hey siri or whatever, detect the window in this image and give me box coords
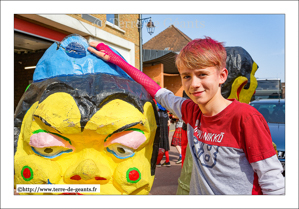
[81,14,102,27]
[106,14,119,26]
[256,80,280,90]
[251,102,285,124]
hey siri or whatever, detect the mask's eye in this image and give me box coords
[106,144,135,159]
[31,146,73,159]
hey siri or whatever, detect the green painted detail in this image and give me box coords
[125,128,144,135]
[126,167,141,184]
[32,129,72,145]
[50,133,72,145]
[104,133,113,142]
[104,128,144,143]
[21,166,34,181]
[32,129,48,134]
[25,84,31,92]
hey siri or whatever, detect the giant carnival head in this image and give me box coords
[14,34,160,195]
[223,47,258,103]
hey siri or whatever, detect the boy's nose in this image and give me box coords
[190,77,201,89]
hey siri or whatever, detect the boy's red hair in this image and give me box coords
[176,36,227,71]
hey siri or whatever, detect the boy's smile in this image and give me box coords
[180,66,229,115]
[191,90,205,97]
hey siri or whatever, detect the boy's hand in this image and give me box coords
[88,42,110,62]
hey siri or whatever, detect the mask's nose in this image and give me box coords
[64,155,112,183]
[72,159,99,180]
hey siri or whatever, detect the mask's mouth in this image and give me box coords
[70,175,107,181]
[237,80,248,101]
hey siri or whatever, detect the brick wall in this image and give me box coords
[281,82,285,99]
[14,50,46,110]
[143,63,184,97]
[67,14,140,69]
[164,75,184,97]
[143,64,164,87]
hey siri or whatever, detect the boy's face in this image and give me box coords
[180,66,227,105]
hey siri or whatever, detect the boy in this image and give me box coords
[88,37,284,195]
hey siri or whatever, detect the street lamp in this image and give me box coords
[138,17,155,35]
[138,16,155,72]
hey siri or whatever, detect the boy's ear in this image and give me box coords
[219,68,228,85]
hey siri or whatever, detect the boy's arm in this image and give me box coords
[251,156,285,195]
[243,113,285,195]
[155,88,187,121]
[88,42,161,98]
[88,42,189,121]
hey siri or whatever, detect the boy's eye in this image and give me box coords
[31,146,73,158]
[106,143,135,159]
[183,75,190,79]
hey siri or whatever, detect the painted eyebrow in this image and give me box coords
[104,121,144,142]
[33,115,63,133]
[32,129,72,145]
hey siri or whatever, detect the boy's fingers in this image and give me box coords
[87,47,98,56]
[88,47,103,56]
[87,47,109,61]
[88,41,110,61]
[87,46,96,53]
[89,41,100,48]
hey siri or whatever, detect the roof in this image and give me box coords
[257,78,281,81]
[250,99,285,104]
[143,49,179,74]
[143,25,192,52]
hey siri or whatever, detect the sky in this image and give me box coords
[141,14,285,82]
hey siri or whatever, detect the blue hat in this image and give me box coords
[33,34,132,82]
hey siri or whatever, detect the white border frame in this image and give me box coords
[1,1,298,208]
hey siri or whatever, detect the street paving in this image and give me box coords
[149,123,182,195]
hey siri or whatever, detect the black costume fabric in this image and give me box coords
[158,110,170,151]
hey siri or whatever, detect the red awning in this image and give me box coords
[14,17,67,42]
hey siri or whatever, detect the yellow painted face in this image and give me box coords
[223,47,259,104]
[227,61,259,103]
[14,91,157,195]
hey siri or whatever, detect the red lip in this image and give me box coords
[70,175,107,181]
[192,91,204,96]
[237,80,248,100]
